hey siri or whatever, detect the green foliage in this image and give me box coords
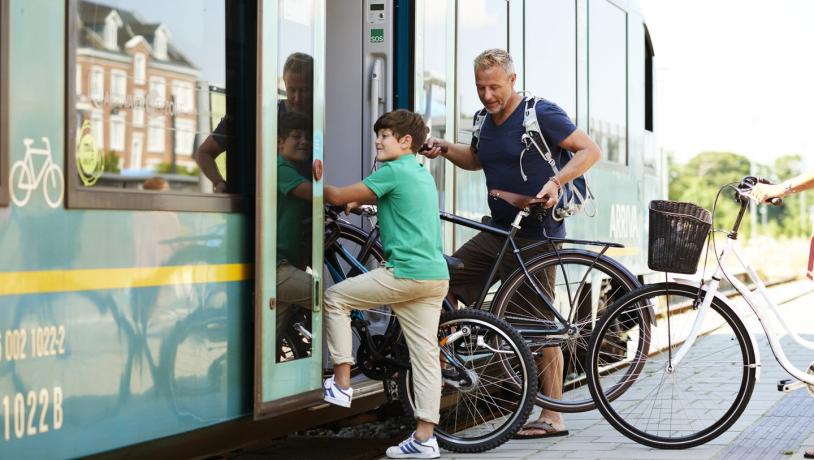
[103,151,121,173]
[156,162,199,177]
[670,152,810,239]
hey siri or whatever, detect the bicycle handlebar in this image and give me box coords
[736,176,784,207]
[326,204,378,218]
[419,143,449,154]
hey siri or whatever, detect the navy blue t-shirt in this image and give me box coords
[474,98,577,238]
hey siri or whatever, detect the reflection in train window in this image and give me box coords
[67,0,255,211]
[414,0,449,211]
[525,0,577,120]
[589,0,628,165]
[454,0,508,245]
[0,0,8,207]
[275,0,315,363]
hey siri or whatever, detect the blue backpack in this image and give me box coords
[472,95,595,221]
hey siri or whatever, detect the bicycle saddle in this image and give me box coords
[489,189,548,210]
[444,254,464,270]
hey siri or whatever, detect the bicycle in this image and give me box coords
[319,206,539,453]
[444,188,649,412]
[9,137,64,208]
[586,176,814,449]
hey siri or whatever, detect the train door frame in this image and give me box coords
[0,0,8,207]
[253,0,327,418]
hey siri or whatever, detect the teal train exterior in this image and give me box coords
[0,0,662,457]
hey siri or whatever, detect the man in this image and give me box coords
[194,52,314,192]
[422,48,601,439]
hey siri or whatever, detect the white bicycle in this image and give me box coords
[586,175,814,449]
[10,137,64,208]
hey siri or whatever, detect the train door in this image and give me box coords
[254,0,398,417]
[254,0,326,416]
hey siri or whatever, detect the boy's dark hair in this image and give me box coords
[373,110,428,152]
[278,111,312,140]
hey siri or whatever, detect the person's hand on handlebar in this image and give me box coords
[419,137,448,159]
[751,182,787,204]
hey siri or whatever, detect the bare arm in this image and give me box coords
[422,138,482,171]
[324,182,378,206]
[535,129,602,207]
[752,169,814,202]
[288,181,313,201]
[193,136,227,192]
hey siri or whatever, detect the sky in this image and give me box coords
[640,0,814,168]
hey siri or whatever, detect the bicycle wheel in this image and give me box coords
[398,309,538,453]
[490,249,642,412]
[587,282,756,449]
[321,221,395,375]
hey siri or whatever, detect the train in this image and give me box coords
[0,0,662,458]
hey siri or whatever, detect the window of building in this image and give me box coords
[174,118,196,156]
[525,0,577,119]
[148,76,166,109]
[0,0,8,207]
[109,113,125,151]
[110,69,126,105]
[132,90,145,126]
[76,64,82,96]
[589,0,628,165]
[90,66,104,103]
[147,116,165,152]
[68,0,253,211]
[91,109,104,150]
[133,53,146,84]
[454,0,508,245]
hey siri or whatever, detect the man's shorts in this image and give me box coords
[449,230,560,307]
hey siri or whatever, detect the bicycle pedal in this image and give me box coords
[777,379,806,393]
[383,379,399,402]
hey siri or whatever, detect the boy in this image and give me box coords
[273,111,314,361]
[323,110,448,459]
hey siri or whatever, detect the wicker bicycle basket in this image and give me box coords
[648,200,712,274]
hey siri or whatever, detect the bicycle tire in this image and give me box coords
[397,309,538,453]
[490,249,643,412]
[587,282,756,449]
[320,221,395,375]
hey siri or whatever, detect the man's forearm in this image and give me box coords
[441,143,482,171]
[553,146,600,184]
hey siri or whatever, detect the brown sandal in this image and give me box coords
[512,421,569,440]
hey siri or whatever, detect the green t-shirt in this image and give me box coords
[363,154,448,280]
[277,155,310,267]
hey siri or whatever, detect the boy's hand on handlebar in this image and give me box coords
[536,181,560,208]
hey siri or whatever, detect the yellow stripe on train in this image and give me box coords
[0,264,253,296]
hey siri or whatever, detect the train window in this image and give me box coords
[455,0,508,244]
[275,0,315,363]
[414,0,450,211]
[66,0,256,212]
[0,0,8,207]
[645,25,655,133]
[589,0,628,165]
[524,0,577,120]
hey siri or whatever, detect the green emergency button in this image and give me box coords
[370,28,384,43]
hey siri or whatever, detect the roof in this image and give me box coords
[77,0,197,69]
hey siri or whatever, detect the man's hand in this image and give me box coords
[344,202,360,215]
[536,180,560,209]
[420,137,447,159]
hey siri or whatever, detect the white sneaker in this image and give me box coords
[386,432,441,459]
[322,375,353,408]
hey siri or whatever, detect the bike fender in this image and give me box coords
[672,277,762,382]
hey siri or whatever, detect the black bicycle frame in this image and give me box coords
[440,210,625,335]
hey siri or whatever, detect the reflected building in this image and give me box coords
[75,1,200,174]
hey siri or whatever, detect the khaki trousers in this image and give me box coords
[324,267,448,424]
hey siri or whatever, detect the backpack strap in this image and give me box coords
[470,108,489,152]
